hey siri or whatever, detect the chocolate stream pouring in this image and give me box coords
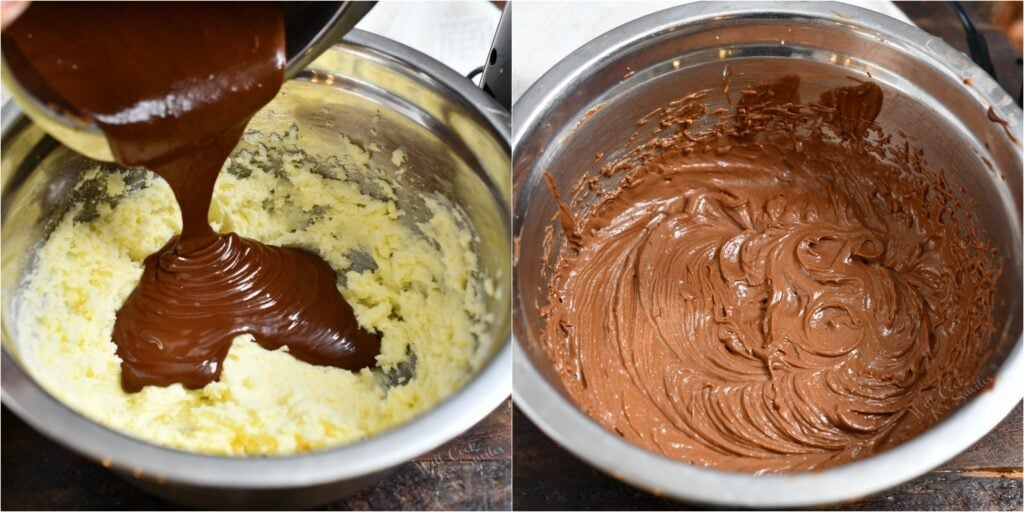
[3,1,381,392]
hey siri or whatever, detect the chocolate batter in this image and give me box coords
[541,74,999,472]
[4,2,380,392]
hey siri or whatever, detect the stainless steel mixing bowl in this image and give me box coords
[1,30,510,509]
[513,2,1022,507]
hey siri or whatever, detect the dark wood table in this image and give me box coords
[1,399,511,510]
[513,403,1023,510]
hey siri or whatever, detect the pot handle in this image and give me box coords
[468,5,511,111]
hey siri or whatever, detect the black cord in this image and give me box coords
[467,65,485,83]
[949,1,998,80]
[1018,59,1023,106]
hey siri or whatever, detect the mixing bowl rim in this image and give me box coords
[1,29,512,489]
[511,1,1023,507]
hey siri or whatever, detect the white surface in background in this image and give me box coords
[356,1,500,78]
[512,1,914,103]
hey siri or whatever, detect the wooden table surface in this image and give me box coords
[513,403,1023,510]
[1,399,511,510]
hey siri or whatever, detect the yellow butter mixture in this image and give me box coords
[12,130,495,455]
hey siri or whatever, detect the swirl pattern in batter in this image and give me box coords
[541,75,999,472]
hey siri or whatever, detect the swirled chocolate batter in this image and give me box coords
[541,74,999,472]
[4,2,380,392]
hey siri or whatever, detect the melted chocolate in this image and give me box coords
[541,75,999,472]
[5,2,380,392]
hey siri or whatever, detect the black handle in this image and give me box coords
[480,5,511,110]
[947,2,1021,106]
[949,1,997,80]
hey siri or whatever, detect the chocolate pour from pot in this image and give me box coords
[3,2,382,392]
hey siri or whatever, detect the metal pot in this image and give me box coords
[1,30,510,509]
[512,2,1022,508]
[0,1,376,164]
